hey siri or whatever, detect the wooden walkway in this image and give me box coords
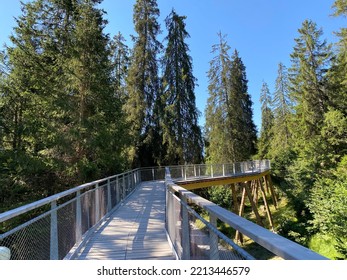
[76,181,175,260]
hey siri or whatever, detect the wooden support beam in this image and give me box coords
[252,180,259,206]
[235,184,246,244]
[266,174,278,209]
[230,183,239,215]
[258,179,274,231]
[244,182,263,226]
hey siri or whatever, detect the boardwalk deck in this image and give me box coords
[77,181,175,260]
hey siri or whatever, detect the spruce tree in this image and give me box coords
[270,63,292,156]
[0,0,128,208]
[205,33,233,163]
[258,81,274,159]
[229,49,257,160]
[161,9,203,165]
[124,0,162,167]
[205,33,257,163]
[330,0,347,114]
[109,32,130,101]
[65,0,128,180]
[289,20,333,141]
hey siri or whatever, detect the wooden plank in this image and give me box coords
[76,181,175,260]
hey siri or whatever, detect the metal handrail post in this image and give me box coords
[181,195,191,260]
[107,179,112,212]
[50,201,59,260]
[209,213,219,260]
[116,176,120,204]
[76,191,82,243]
[95,183,100,222]
[122,174,125,200]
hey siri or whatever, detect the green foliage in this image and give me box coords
[205,33,257,163]
[0,0,129,212]
[309,234,343,260]
[289,20,333,141]
[161,10,203,165]
[124,0,162,167]
[207,186,232,210]
[309,156,347,258]
[257,82,274,159]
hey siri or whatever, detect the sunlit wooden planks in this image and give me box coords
[77,181,175,260]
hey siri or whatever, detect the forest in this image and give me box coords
[0,0,346,259]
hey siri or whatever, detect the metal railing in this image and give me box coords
[1,159,326,260]
[164,165,327,260]
[168,160,271,181]
[0,169,142,260]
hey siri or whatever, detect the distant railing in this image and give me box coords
[164,164,327,260]
[168,160,271,181]
[0,169,142,260]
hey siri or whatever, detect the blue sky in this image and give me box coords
[0,0,345,132]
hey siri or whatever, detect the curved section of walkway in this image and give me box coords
[77,181,175,260]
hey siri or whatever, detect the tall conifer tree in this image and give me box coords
[125,0,162,167]
[161,10,203,165]
[289,20,333,141]
[258,82,274,159]
[205,33,256,163]
[0,0,128,208]
[270,62,292,155]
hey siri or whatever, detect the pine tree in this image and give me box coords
[330,0,347,114]
[205,33,233,163]
[65,0,128,180]
[109,32,130,101]
[258,81,274,159]
[0,0,128,208]
[161,9,203,165]
[205,33,257,163]
[229,49,257,160]
[124,0,162,167]
[289,20,333,141]
[270,63,292,156]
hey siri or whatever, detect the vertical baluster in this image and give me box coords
[95,183,100,223]
[116,176,120,204]
[50,201,59,260]
[107,179,112,212]
[209,213,219,260]
[181,194,191,260]
[76,191,82,243]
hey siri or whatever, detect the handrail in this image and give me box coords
[164,166,328,260]
[0,161,326,259]
[0,168,140,223]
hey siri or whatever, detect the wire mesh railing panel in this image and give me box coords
[168,166,184,180]
[98,184,107,219]
[81,190,96,234]
[109,179,118,208]
[140,167,166,181]
[0,212,51,260]
[166,190,183,259]
[57,201,77,259]
[187,210,210,260]
[185,204,252,260]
